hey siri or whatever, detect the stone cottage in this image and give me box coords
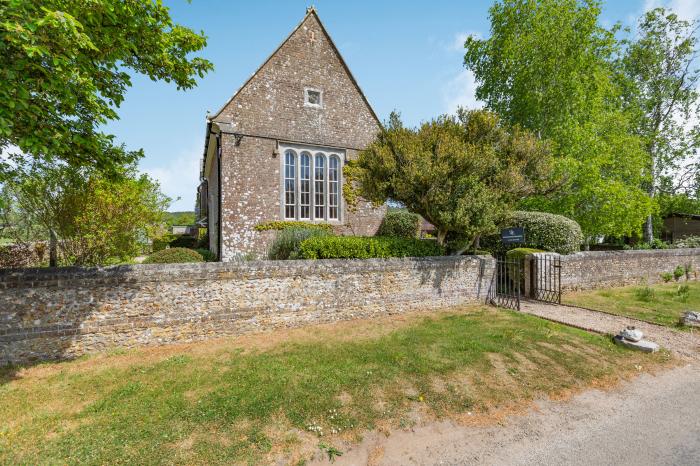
[197,7,386,261]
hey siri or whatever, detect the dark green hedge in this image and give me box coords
[377,210,421,238]
[143,247,203,264]
[298,236,444,259]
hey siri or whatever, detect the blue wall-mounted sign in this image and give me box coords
[501,227,525,244]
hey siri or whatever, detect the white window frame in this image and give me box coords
[304,87,323,108]
[279,143,344,223]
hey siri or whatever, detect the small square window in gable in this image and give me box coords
[304,88,322,108]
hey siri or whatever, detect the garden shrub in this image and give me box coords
[298,236,444,259]
[505,247,545,262]
[505,248,544,284]
[255,221,333,233]
[143,247,203,264]
[482,211,583,255]
[660,272,673,283]
[268,227,330,260]
[377,210,421,238]
[675,235,700,248]
[195,248,215,262]
[169,235,197,249]
[673,265,685,281]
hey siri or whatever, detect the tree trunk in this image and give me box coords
[437,229,447,247]
[643,214,654,244]
[49,229,57,267]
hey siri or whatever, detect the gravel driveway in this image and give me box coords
[519,300,700,360]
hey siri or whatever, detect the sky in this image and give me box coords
[103,0,700,211]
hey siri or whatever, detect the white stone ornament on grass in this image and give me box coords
[680,311,700,327]
[619,326,643,342]
[613,335,659,353]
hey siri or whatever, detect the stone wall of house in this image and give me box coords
[0,256,494,365]
[207,11,385,260]
[557,248,700,291]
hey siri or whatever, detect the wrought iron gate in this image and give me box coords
[531,254,561,304]
[489,256,522,311]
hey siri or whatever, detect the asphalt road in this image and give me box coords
[321,364,700,466]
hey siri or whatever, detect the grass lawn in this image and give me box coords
[0,307,670,465]
[563,281,700,328]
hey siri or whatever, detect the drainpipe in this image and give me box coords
[216,133,222,261]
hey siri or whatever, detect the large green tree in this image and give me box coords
[464,0,653,242]
[619,8,700,242]
[8,162,170,265]
[0,0,213,179]
[345,110,555,251]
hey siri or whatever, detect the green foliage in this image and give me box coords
[318,443,343,463]
[673,265,685,281]
[299,236,444,260]
[660,272,673,283]
[674,235,700,248]
[505,248,545,262]
[143,247,203,264]
[635,286,656,302]
[346,110,555,249]
[620,8,700,241]
[483,211,583,255]
[464,0,653,239]
[195,248,215,262]
[164,212,196,226]
[7,162,169,266]
[676,284,690,301]
[169,235,197,249]
[0,0,213,180]
[377,210,421,238]
[268,227,330,260]
[506,248,545,284]
[255,221,334,233]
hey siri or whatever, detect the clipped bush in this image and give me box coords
[505,248,545,285]
[482,211,583,255]
[377,210,421,238]
[299,236,444,259]
[268,227,330,260]
[505,247,545,262]
[255,221,333,233]
[143,247,203,264]
[660,272,673,283]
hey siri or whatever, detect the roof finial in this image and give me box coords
[306,5,316,14]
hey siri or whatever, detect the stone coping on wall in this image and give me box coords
[559,248,700,260]
[0,255,493,289]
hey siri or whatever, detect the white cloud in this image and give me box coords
[447,31,481,52]
[639,0,700,23]
[442,68,483,115]
[141,144,201,212]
